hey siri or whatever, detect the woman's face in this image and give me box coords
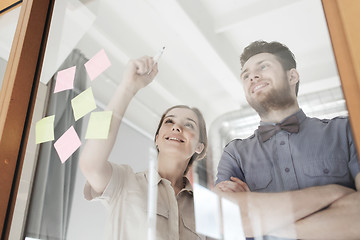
[155,108,204,160]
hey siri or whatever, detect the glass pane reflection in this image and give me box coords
[14,0,360,239]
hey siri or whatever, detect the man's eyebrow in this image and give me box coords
[240,68,248,78]
[240,60,267,78]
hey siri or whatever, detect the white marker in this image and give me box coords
[147,46,165,75]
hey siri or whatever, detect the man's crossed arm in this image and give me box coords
[214,173,360,239]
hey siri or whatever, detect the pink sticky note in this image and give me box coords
[54,126,81,163]
[54,66,76,93]
[84,49,111,81]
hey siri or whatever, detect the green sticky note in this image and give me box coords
[35,115,55,144]
[71,87,97,121]
[85,111,113,139]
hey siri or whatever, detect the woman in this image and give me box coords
[79,56,207,239]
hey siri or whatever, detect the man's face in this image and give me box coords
[240,53,296,113]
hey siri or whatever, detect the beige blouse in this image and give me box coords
[84,162,206,240]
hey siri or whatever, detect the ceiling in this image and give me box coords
[0,0,344,141]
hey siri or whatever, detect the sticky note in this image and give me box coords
[84,49,111,81]
[54,126,81,163]
[193,183,221,239]
[54,66,76,93]
[85,111,113,139]
[35,115,55,144]
[222,198,246,240]
[71,87,97,121]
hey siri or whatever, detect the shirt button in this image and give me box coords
[323,168,329,174]
[285,168,290,172]
[280,141,285,145]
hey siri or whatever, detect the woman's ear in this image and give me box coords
[195,143,204,154]
[155,135,159,146]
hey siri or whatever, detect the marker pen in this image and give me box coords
[147,46,165,75]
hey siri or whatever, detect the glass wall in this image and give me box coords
[9,0,359,239]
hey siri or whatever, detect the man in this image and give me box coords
[215,40,360,239]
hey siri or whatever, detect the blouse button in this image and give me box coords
[280,141,285,145]
[285,168,290,172]
[323,168,329,174]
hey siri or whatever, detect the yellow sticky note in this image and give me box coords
[85,111,113,139]
[36,115,55,144]
[71,87,97,121]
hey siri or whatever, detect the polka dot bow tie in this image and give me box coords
[258,115,300,142]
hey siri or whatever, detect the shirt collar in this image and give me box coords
[144,170,194,194]
[182,177,193,193]
[144,168,162,186]
[259,109,306,126]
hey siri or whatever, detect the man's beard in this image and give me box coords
[247,83,296,116]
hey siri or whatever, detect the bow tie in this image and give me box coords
[258,115,299,142]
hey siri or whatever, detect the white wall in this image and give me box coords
[66,116,154,239]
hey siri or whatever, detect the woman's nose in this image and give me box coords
[172,125,181,132]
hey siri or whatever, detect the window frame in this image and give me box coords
[0,0,54,238]
[0,0,22,15]
[0,0,359,238]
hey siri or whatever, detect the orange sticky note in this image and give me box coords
[84,49,111,81]
[54,126,81,163]
[54,66,76,93]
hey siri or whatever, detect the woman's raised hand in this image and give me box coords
[121,56,159,95]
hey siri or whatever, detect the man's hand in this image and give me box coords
[355,173,360,191]
[214,177,250,193]
[269,184,357,239]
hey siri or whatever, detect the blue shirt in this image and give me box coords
[216,109,360,192]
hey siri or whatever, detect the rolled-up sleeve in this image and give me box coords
[215,140,245,185]
[347,121,360,179]
[83,163,130,206]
